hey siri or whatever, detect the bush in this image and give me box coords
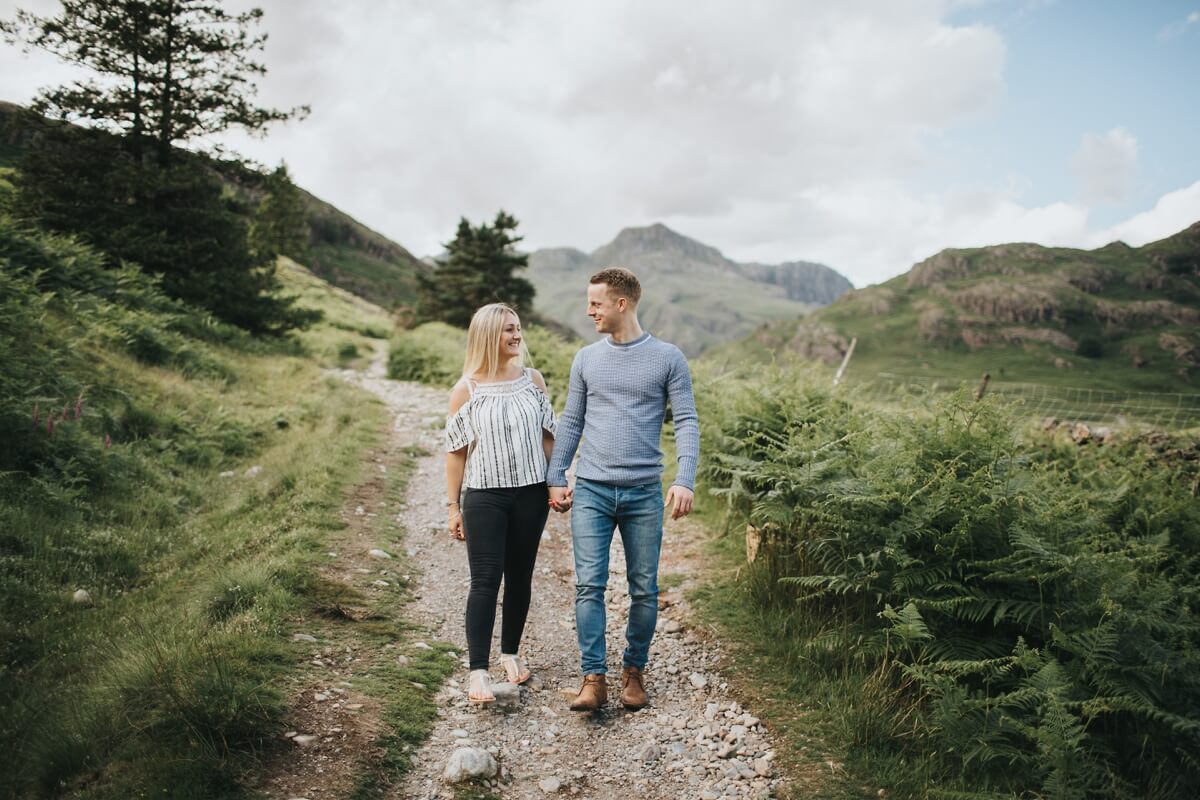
[524,325,576,408]
[387,321,576,402]
[387,322,464,386]
[702,369,1200,798]
[1077,336,1104,358]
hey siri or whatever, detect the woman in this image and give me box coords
[445,303,556,704]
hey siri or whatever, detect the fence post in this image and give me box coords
[833,337,858,385]
[974,372,991,401]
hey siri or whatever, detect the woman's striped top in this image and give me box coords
[445,369,557,489]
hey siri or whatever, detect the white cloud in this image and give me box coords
[1070,128,1138,205]
[1157,10,1200,39]
[0,1,1196,289]
[205,0,1010,282]
[1094,180,1200,247]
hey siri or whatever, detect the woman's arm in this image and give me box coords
[529,369,556,462]
[446,380,471,540]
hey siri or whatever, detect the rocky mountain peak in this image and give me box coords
[594,223,730,268]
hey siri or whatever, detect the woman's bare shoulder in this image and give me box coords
[448,378,471,414]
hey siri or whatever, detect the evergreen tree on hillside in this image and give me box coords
[2,0,313,333]
[251,162,309,263]
[417,211,536,328]
[3,0,306,167]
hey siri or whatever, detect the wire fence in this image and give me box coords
[858,373,1200,430]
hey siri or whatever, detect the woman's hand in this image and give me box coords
[449,507,465,540]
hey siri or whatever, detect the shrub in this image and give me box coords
[387,322,464,386]
[1077,336,1104,358]
[702,369,1200,798]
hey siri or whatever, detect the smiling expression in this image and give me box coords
[587,283,625,334]
[499,312,522,359]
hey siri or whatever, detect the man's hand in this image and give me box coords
[549,485,573,512]
[665,485,694,520]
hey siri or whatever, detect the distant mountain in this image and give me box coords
[706,222,1200,393]
[0,100,426,311]
[527,223,851,356]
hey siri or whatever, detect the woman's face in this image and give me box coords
[498,312,522,360]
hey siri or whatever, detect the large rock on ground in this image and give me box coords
[443,747,498,783]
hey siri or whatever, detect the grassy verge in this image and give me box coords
[689,364,1200,800]
[691,529,912,800]
[0,215,450,796]
[277,256,397,370]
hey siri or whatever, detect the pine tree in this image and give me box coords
[4,0,306,167]
[417,211,536,328]
[251,162,309,263]
[3,1,314,334]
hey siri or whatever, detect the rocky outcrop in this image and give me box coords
[736,260,853,305]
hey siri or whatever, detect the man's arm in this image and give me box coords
[664,348,699,519]
[547,351,587,488]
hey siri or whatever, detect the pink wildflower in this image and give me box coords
[75,395,83,420]
[47,417,55,436]
[105,433,112,449]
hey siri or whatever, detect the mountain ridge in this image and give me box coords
[528,222,852,355]
[705,220,1200,393]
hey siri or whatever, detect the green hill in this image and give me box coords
[0,101,427,311]
[706,223,1200,396]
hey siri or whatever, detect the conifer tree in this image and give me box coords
[3,0,306,167]
[2,1,313,334]
[417,211,536,328]
[252,162,309,263]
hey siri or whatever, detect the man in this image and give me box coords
[547,267,699,712]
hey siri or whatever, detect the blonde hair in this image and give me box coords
[462,303,528,379]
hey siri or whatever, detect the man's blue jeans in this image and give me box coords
[571,477,664,675]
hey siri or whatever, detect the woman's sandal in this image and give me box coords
[499,653,531,685]
[467,669,495,705]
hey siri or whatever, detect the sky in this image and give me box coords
[1,0,1199,287]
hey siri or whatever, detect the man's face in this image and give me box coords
[587,283,624,334]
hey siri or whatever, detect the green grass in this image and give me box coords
[690,542,908,800]
[704,224,1200,403]
[307,242,420,310]
[0,217,456,797]
[691,364,1200,799]
[277,256,396,370]
[1,346,388,798]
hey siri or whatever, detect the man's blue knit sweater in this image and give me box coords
[547,332,700,490]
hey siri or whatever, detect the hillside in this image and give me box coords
[0,100,427,311]
[706,223,1200,394]
[527,223,852,356]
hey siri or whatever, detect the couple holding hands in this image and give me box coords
[444,268,699,712]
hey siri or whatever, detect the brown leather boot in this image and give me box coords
[620,666,648,710]
[568,674,607,712]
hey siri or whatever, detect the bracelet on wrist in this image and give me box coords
[447,500,460,506]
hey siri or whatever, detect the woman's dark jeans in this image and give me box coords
[461,482,549,670]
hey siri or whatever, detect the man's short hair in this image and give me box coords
[589,267,642,304]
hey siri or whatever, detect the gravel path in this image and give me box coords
[340,354,785,800]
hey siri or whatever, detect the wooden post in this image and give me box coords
[974,372,991,400]
[833,337,858,385]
